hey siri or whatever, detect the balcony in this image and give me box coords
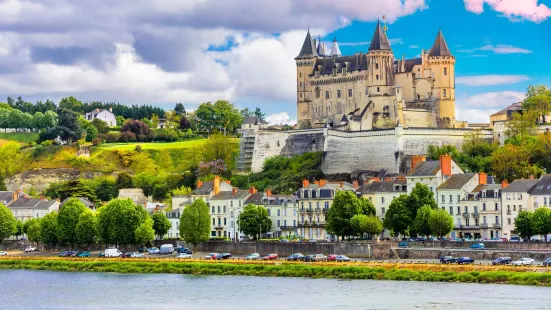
[454,225,480,230]
[315,207,322,213]
[214,226,225,230]
[322,208,329,215]
[507,210,511,215]
[493,223,501,229]
[280,226,298,231]
[298,222,310,228]
[472,212,480,219]
[306,208,314,214]
[462,212,470,219]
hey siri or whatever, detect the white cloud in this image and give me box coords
[456,91,525,123]
[463,0,551,23]
[457,44,532,54]
[266,112,296,126]
[409,44,420,49]
[456,75,530,86]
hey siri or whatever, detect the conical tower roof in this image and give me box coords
[317,37,327,56]
[429,30,452,57]
[296,29,318,59]
[368,20,391,51]
[330,37,342,56]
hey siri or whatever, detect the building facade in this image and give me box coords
[406,154,464,200]
[500,179,538,239]
[246,190,299,238]
[84,108,116,126]
[436,173,479,238]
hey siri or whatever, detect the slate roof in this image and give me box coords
[8,198,41,209]
[395,57,422,73]
[243,116,268,125]
[34,200,57,210]
[368,20,391,51]
[192,181,233,195]
[528,175,551,195]
[490,102,522,117]
[358,180,407,193]
[429,30,452,57]
[296,30,318,59]
[437,173,476,190]
[501,179,539,193]
[61,197,95,209]
[312,54,368,75]
[211,190,250,200]
[245,192,264,205]
[0,192,14,204]
[408,161,441,177]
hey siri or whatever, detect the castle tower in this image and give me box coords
[295,30,318,127]
[367,20,396,127]
[330,37,342,57]
[428,30,456,125]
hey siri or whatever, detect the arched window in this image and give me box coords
[443,89,447,97]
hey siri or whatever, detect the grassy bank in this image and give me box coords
[1,258,551,286]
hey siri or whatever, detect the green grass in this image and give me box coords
[0,132,39,144]
[95,139,211,151]
[1,259,550,286]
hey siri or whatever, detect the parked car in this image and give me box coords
[177,247,193,254]
[543,258,551,267]
[456,257,474,264]
[245,253,260,260]
[122,252,134,258]
[398,241,409,248]
[217,253,232,260]
[98,252,105,258]
[470,243,485,250]
[205,253,218,260]
[302,254,316,262]
[492,257,511,265]
[512,257,535,266]
[509,235,520,242]
[286,253,303,261]
[105,248,123,258]
[160,244,175,255]
[335,255,350,262]
[440,256,456,264]
[147,247,160,254]
[450,238,461,242]
[24,246,36,252]
[0,251,7,256]
[76,251,91,258]
[313,254,327,262]
[500,238,508,242]
[138,247,148,253]
[416,237,426,242]
[279,239,290,242]
[176,253,192,259]
[130,252,145,258]
[327,254,337,261]
[262,254,278,260]
[59,251,76,257]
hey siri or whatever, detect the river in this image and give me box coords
[1,270,550,309]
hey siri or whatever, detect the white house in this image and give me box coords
[165,210,181,239]
[501,179,538,239]
[246,189,299,238]
[406,154,463,200]
[84,108,116,126]
[436,173,479,238]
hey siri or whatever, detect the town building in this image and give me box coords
[0,190,26,206]
[296,20,463,130]
[436,173,479,238]
[209,187,251,240]
[84,107,116,126]
[460,181,504,240]
[190,177,233,203]
[406,154,463,200]
[7,196,59,221]
[165,210,181,239]
[297,179,357,240]
[501,179,538,239]
[246,189,299,238]
[118,188,148,205]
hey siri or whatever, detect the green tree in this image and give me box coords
[326,191,370,240]
[174,103,186,115]
[91,177,118,202]
[55,180,99,204]
[351,214,382,238]
[97,198,150,246]
[406,183,438,220]
[75,209,97,248]
[135,217,155,248]
[14,220,24,240]
[116,116,125,127]
[83,121,99,142]
[179,199,210,250]
[532,207,551,242]
[57,198,87,248]
[0,203,17,243]
[40,212,59,250]
[32,112,44,130]
[152,184,169,202]
[152,212,172,240]
[59,96,83,112]
[23,218,38,235]
[383,195,410,237]
[490,144,543,182]
[26,219,42,248]
[238,204,272,240]
[506,111,538,138]
[91,118,110,133]
[42,110,58,129]
[116,172,134,190]
[41,108,83,143]
[413,205,433,237]
[0,142,25,179]
[428,208,454,238]
[523,85,551,124]
[515,210,534,240]
[0,108,10,132]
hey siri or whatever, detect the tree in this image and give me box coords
[135,217,155,248]
[26,219,42,248]
[92,177,118,202]
[91,118,110,133]
[75,209,97,248]
[0,142,25,179]
[326,191,368,240]
[14,220,24,240]
[413,205,433,237]
[203,133,237,170]
[490,144,543,182]
[83,121,99,142]
[383,195,410,237]
[97,198,150,246]
[152,212,172,240]
[515,210,534,240]
[174,103,186,115]
[523,85,551,124]
[116,116,125,127]
[428,208,453,238]
[0,203,16,243]
[238,204,272,240]
[506,111,537,138]
[406,183,437,221]
[0,108,10,132]
[532,207,551,242]
[55,180,99,204]
[254,107,266,121]
[42,111,58,129]
[41,108,83,143]
[122,119,152,141]
[41,212,59,250]
[351,214,382,238]
[179,116,191,130]
[116,172,134,190]
[57,198,87,248]
[179,199,210,250]
[32,112,44,130]
[152,184,169,202]
[59,96,83,112]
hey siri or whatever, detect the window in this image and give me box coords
[482,191,486,198]
[545,197,548,206]
[382,207,386,215]
[268,209,271,216]
[376,74,379,80]
[464,206,468,214]
[325,202,329,208]
[457,195,460,202]
[277,209,280,216]
[217,206,220,213]
[284,209,287,216]
[211,231,216,237]
[381,197,385,204]
[449,207,453,215]
[217,218,221,226]
[495,216,499,224]
[325,91,330,99]
[482,203,486,211]
[430,187,433,192]
[300,93,302,99]
[441,195,445,203]
[375,63,379,69]
[308,202,312,208]
[377,87,380,92]
[337,90,341,98]
[212,218,215,225]
[348,89,353,97]
[444,67,447,75]
[457,206,460,215]
[449,195,452,203]
[508,218,511,225]
[230,201,233,207]
[465,218,470,226]
[277,220,280,227]
[211,206,215,213]
[513,205,516,211]
[300,73,302,78]
[223,206,226,213]
[443,89,447,97]
[299,82,303,88]
[224,218,226,225]
[315,88,320,98]
[365,86,369,95]
[495,203,499,210]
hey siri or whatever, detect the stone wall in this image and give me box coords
[5,168,107,192]
[397,249,551,261]
[403,109,436,128]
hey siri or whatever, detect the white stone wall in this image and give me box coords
[403,109,436,128]
[250,131,289,172]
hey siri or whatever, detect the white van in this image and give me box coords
[105,248,122,258]
[159,244,174,255]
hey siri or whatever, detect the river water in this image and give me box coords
[1,270,550,309]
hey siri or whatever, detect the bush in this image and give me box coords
[120,131,137,143]
[106,132,121,143]
[135,145,142,152]
[92,138,103,146]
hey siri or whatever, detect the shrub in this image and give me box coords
[135,145,142,152]
[106,132,121,143]
[92,138,103,146]
[120,131,137,143]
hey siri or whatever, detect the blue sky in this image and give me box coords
[0,0,549,124]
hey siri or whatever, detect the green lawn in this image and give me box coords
[0,132,39,144]
[95,139,210,151]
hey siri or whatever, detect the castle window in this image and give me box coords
[300,93,302,99]
[300,82,303,88]
[444,68,447,75]
[300,73,302,78]
[443,89,447,97]
[375,63,379,69]
[337,90,341,98]
[376,74,379,80]
[348,89,352,97]
[325,91,330,99]
[315,87,320,98]
[377,87,380,92]
[365,87,368,95]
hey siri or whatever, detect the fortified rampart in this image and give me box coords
[250,127,493,174]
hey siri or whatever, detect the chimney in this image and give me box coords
[411,155,426,171]
[197,180,203,189]
[439,154,452,177]
[319,179,327,187]
[397,175,406,180]
[214,176,220,195]
[232,187,237,195]
[40,195,44,201]
[478,172,487,185]
[248,185,257,195]
[12,190,19,202]
[340,182,343,188]
[370,177,381,182]
[529,175,534,180]
[314,180,320,186]
[266,188,272,197]
[302,179,310,188]
[384,177,392,181]
[56,198,60,203]
[226,180,231,185]
[353,180,359,189]
[95,108,100,113]
[109,106,113,113]
[501,179,509,189]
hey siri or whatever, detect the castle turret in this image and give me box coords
[330,37,341,57]
[295,30,318,128]
[428,30,456,126]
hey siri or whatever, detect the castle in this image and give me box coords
[295,21,464,130]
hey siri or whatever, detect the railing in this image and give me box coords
[493,223,501,229]
[306,208,314,214]
[472,212,480,219]
[462,212,470,219]
[507,211,511,215]
[322,208,329,214]
[453,225,480,230]
[298,223,310,228]
[279,226,298,230]
[214,226,225,230]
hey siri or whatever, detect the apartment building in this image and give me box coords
[436,173,479,238]
[501,179,538,239]
[209,187,251,239]
[165,210,181,239]
[407,154,464,201]
[245,189,299,238]
[460,182,503,239]
[8,196,59,221]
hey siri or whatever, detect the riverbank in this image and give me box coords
[1,257,551,286]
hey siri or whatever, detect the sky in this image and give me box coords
[0,0,550,125]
